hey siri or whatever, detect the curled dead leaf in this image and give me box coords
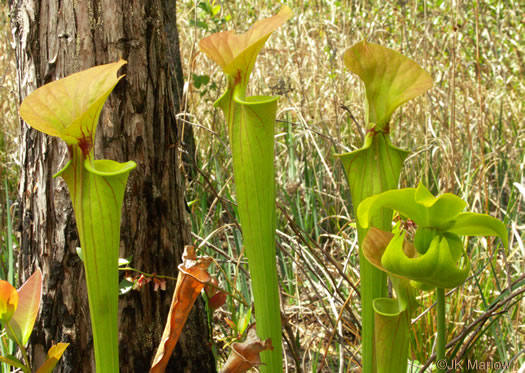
[208,291,227,311]
[205,277,227,311]
[149,245,212,373]
[221,326,273,373]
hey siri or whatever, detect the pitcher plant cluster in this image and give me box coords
[12,4,508,373]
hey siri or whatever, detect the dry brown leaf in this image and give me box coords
[220,326,273,373]
[149,245,212,373]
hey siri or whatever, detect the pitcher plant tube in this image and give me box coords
[199,6,293,372]
[358,182,508,371]
[335,41,433,372]
[19,60,136,373]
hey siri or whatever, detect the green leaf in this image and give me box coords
[190,19,209,31]
[0,355,26,370]
[7,269,42,346]
[75,247,84,262]
[448,212,508,250]
[35,343,69,373]
[192,74,210,89]
[19,60,127,148]
[118,257,130,267]
[343,41,433,130]
[197,1,213,14]
[119,278,134,295]
[337,134,409,233]
[238,307,252,336]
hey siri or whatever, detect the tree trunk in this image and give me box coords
[11,0,215,372]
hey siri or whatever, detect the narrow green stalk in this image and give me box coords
[4,179,14,366]
[0,329,11,373]
[0,338,7,373]
[4,179,13,286]
[436,287,446,372]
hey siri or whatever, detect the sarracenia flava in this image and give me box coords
[19,60,135,373]
[336,41,433,373]
[199,6,293,372]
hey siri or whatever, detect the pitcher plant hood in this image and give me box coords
[19,60,127,152]
[199,6,293,92]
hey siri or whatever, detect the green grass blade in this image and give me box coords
[4,179,12,287]
[3,178,14,369]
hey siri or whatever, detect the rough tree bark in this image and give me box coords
[10,0,215,372]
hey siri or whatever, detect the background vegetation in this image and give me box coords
[1,0,524,371]
[179,0,524,371]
